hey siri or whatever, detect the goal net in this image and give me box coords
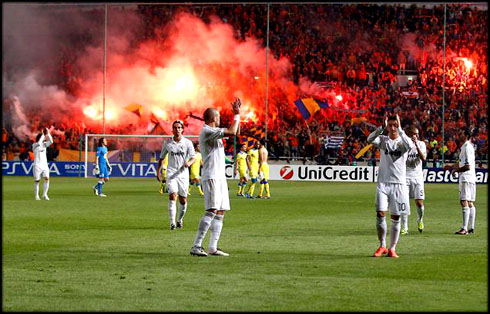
[83,134,199,178]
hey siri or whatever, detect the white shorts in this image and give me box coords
[33,165,49,181]
[202,178,230,211]
[167,176,189,197]
[375,182,410,216]
[406,177,425,200]
[459,181,476,202]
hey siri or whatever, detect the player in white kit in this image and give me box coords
[32,127,53,200]
[446,128,478,235]
[401,126,427,234]
[190,98,241,257]
[157,120,196,230]
[368,114,413,258]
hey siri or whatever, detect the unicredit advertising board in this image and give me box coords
[243,164,487,184]
[2,161,487,184]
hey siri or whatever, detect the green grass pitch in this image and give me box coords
[2,176,487,311]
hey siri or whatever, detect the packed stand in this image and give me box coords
[2,3,487,167]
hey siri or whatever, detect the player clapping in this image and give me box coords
[368,114,414,258]
[190,98,241,257]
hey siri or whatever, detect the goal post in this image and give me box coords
[83,134,199,178]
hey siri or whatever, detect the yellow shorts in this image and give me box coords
[260,163,269,180]
[249,166,259,179]
[190,171,200,180]
[238,168,247,179]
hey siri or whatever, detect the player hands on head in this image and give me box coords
[190,97,241,257]
[33,127,54,200]
[367,114,414,258]
[157,119,196,230]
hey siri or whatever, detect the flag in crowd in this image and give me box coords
[355,143,373,159]
[150,113,160,125]
[325,135,344,149]
[240,136,257,150]
[240,125,265,149]
[293,98,329,120]
[125,103,143,117]
[148,112,164,134]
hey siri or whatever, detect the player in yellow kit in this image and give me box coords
[244,141,260,199]
[159,154,168,194]
[234,143,248,196]
[257,139,271,199]
[189,142,204,196]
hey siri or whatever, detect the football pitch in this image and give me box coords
[2,176,487,312]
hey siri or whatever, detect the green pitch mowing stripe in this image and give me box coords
[2,177,487,311]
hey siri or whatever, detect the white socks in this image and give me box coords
[462,207,470,230]
[401,215,408,230]
[390,219,401,250]
[468,206,476,230]
[193,212,216,248]
[376,216,387,248]
[168,199,176,226]
[34,181,50,198]
[43,181,50,197]
[178,202,187,223]
[34,181,40,198]
[208,214,224,252]
[376,216,401,250]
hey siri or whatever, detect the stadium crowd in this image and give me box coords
[2,3,487,166]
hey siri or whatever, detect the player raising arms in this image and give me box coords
[190,98,241,257]
[157,120,196,230]
[446,128,479,235]
[401,126,427,234]
[257,139,271,199]
[234,143,248,196]
[368,114,414,258]
[93,137,112,197]
[244,141,260,199]
[32,127,53,200]
[189,142,204,196]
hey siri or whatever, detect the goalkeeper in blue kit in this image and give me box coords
[93,137,112,197]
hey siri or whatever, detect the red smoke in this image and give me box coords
[67,12,298,135]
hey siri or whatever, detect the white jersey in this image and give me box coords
[458,140,476,183]
[159,137,195,180]
[368,127,413,184]
[406,139,426,178]
[199,124,226,181]
[32,134,53,170]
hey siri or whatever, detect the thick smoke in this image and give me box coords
[3,4,304,139]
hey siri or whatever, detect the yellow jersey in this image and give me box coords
[160,154,168,176]
[247,148,259,173]
[190,152,202,177]
[236,151,248,171]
